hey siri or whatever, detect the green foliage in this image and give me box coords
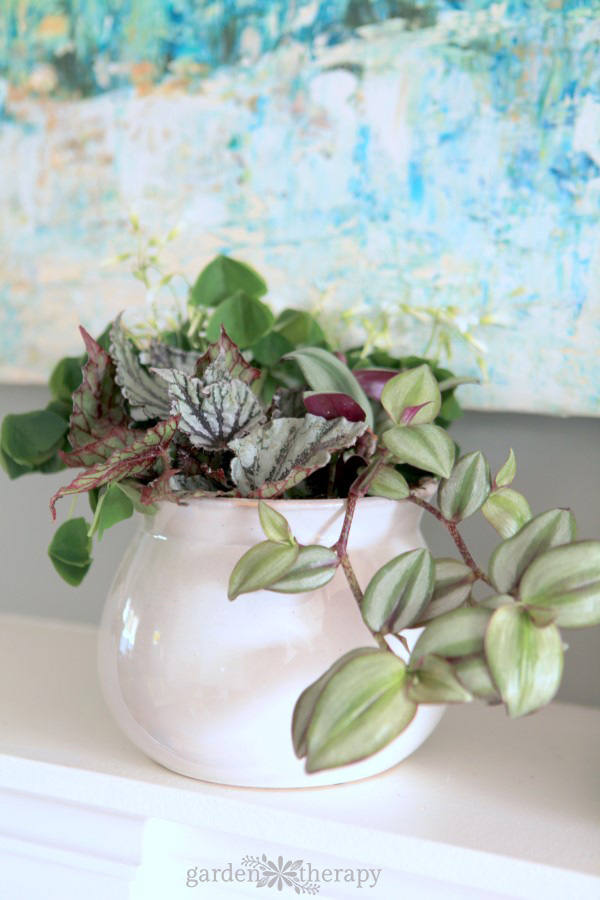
[411,607,492,660]
[367,465,410,500]
[267,545,338,593]
[274,309,326,347]
[258,502,295,544]
[438,451,491,522]
[380,364,441,425]
[299,650,415,772]
[1,410,68,470]
[362,548,434,633]
[494,448,517,488]
[48,517,93,586]
[407,655,473,704]
[485,605,563,717]
[3,250,598,778]
[383,424,456,478]
[49,355,84,403]
[228,541,299,600]
[520,541,600,628]
[482,488,532,538]
[189,255,267,308]
[206,291,274,348]
[284,346,374,428]
[489,509,576,593]
[89,484,134,540]
[418,558,475,623]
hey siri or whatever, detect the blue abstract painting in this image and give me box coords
[0,1,598,414]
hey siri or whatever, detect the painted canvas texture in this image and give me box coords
[0,1,598,415]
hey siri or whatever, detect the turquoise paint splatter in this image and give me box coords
[0,1,598,414]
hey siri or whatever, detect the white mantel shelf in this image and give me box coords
[0,615,598,900]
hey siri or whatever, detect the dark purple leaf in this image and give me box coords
[303,392,366,422]
[352,368,400,402]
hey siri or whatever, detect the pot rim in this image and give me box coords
[145,479,437,512]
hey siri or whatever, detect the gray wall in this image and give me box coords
[1,384,598,706]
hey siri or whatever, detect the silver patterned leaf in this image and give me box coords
[195,327,260,385]
[153,368,266,451]
[140,340,201,375]
[229,414,367,498]
[110,316,172,422]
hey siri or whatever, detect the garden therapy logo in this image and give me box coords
[185,854,382,892]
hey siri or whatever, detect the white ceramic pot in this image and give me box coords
[98,496,444,788]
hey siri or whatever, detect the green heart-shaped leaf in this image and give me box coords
[2,410,68,466]
[48,517,93,586]
[89,484,134,541]
[49,355,84,404]
[190,255,267,308]
[485,605,563,717]
[251,332,294,367]
[206,291,275,349]
[274,309,326,347]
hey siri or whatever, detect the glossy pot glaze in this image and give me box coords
[98,496,444,787]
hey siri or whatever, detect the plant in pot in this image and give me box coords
[2,255,599,789]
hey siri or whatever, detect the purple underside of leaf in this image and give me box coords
[303,392,366,422]
[69,326,127,449]
[195,325,260,384]
[60,425,138,467]
[50,416,180,518]
[352,369,400,402]
[401,401,434,425]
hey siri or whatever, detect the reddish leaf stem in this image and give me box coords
[408,495,492,587]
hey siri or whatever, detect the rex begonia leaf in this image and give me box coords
[50,416,179,518]
[110,315,172,421]
[141,340,202,375]
[153,367,266,452]
[194,326,260,385]
[139,469,236,505]
[68,327,127,450]
[60,425,138,468]
[229,414,367,498]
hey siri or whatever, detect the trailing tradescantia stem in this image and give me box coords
[334,453,389,561]
[408,494,492,587]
